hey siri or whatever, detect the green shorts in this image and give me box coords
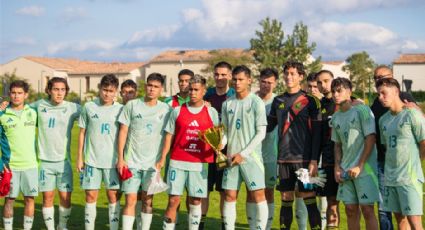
[167,165,208,198]
[122,168,155,194]
[39,160,73,192]
[337,173,380,205]
[382,182,423,216]
[81,165,120,190]
[222,156,265,191]
[264,161,277,188]
[9,168,38,198]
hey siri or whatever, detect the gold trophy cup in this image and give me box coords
[198,125,229,170]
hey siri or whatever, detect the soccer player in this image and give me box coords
[377,78,424,230]
[156,74,220,230]
[306,72,323,100]
[164,69,193,107]
[221,65,268,230]
[254,67,278,230]
[203,61,235,229]
[117,73,171,230]
[120,79,138,105]
[33,77,81,230]
[331,77,379,230]
[316,70,341,229]
[267,61,322,230]
[77,74,123,230]
[371,65,416,230]
[1,80,38,230]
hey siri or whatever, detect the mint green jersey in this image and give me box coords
[79,99,123,169]
[221,93,267,161]
[118,98,171,170]
[331,104,377,177]
[0,105,37,170]
[379,108,425,186]
[261,94,278,163]
[31,99,81,161]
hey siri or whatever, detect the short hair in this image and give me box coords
[375,78,400,91]
[178,69,194,79]
[260,68,278,80]
[147,73,165,85]
[283,61,306,76]
[121,79,137,90]
[189,74,207,87]
[10,80,30,93]
[214,61,232,71]
[232,65,251,77]
[374,65,393,76]
[316,70,334,79]
[307,72,317,82]
[100,74,119,88]
[331,77,352,92]
[45,77,70,98]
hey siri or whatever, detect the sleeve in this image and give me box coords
[309,96,322,160]
[266,98,278,132]
[164,96,173,106]
[78,105,88,129]
[255,98,267,127]
[358,105,376,137]
[29,100,39,110]
[71,103,82,122]
[410,109,425,143]
[208,107,220,126]
[240,126,266,158]
[378,116,387,146]
[331,116,341,143]
[164,107,180,135]
[0,124,11,168]
[117,102,132,126]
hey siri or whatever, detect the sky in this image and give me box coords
[1,0,425,65]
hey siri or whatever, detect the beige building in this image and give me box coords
[393,53,425,91]
[0,56,144,99]
[321,61,349,79]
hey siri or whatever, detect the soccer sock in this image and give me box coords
[280,200,293,230]
[122,215,135,230]
[188,204,202,230]
[58,206,71,230]
[318,197,327,229]
[85,202,97,230]
[295,197,308,230]
[304,197,321,230]
[221,216,225,230]
[163,220,175,230]
[23,216,34,230]
[3,217,13,230]
[266,202,275,230]
[199,214,206,230]
[223,201,236,230]
[42,206,55,230]
[136,200,142,230]
[256,200,268,230]
[141,212,153,230]
[108,202,120,230]
[246,202,257,229]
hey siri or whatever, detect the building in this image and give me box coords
[0,56,144,99]
[321,61,349,79]
[393,53,425,91]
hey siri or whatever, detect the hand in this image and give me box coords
[351,99,364,106]
[230,153,243,166]
[76,158,85,172]
[155,158,165,171]
[116,160,127,175]
[403,100,421,110]
[334,166,343,183]
[0,101,9,111]
[308,160,318,177]
[347,165,362,178]
[204,101,211,107]
[218,143,224,151]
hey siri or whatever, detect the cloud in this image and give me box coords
[125,24,182,46]
[13,37,37,46]
[16,5,45,17]
[47,40,116,55]
[60,7,89,23]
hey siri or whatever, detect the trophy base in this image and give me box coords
[216,160,230,171]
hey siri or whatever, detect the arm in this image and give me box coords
[76,128,86,172]
[116,124,129,174]
[156,132,173,170]
[309,97,322,176]
[347,134,376,178]
[334,142,343,183]
[266,99,278,133]
[236,126,266,159]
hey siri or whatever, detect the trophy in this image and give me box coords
[198,125,230,170]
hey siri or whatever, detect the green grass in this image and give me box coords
[2,123,425,229]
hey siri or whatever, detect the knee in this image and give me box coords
[345,205,359,217]
[168,196,181,208]
[85,192,97,203]
[360,205,375,218]
[225,192,237,202]
[142,197,153,208]
[24,197,35,205]
[43,194,54,206]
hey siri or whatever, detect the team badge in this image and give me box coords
[278,103,285,109]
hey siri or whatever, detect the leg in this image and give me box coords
[136,192,143,230]
[318,196,327,229]
[122,193,137,230]
[406,215,423,230]
[360,204,379,230]
[107,189,120,230]
[3,198,15,230]
[326,196,339,228]
[265,187,275,230]
[23,196,35,230]
[140,191,154,230]
[42,191,55,230]
[188,196,202,230]
[246,191,257,229]
[394,213,410,230]
[164,194,181,230]
[58,191,72,230]
[377,161,394,230]
[280,191,295,230]
[298,191,321,230]
[294,189,308,230]
[85,190,99,230]
[223,189,238,230]
[345,204,360,230]
[250,189,268,230]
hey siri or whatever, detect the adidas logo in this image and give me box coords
[91,114,99,119]
[110,181,118,186]
[192,221,199,225]
[85,219,90,223]
[189,120,200,127]
[135,114,142,119]
[196,188,203,193]
[360,193,368,199]
[405,206,411,211]
[6,118,13,123]
[45,217,53,221]
[30,188,37,193]
[228,109,234,115]
[250,182,257,188]
[65,184,70,188]
[41,108,48,113]
[111,217,119,222]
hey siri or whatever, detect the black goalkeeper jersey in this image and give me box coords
[320,97,336,166]
[267,90,322,163]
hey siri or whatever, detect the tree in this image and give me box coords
[0,71,44,102]
[250,19,322,93]
[342,51,375,100]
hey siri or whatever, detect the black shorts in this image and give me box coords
[277,162,314,192]
[208,162,224,192]
[316,166,338,197]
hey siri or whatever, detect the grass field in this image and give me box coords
[1,123,425,229]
